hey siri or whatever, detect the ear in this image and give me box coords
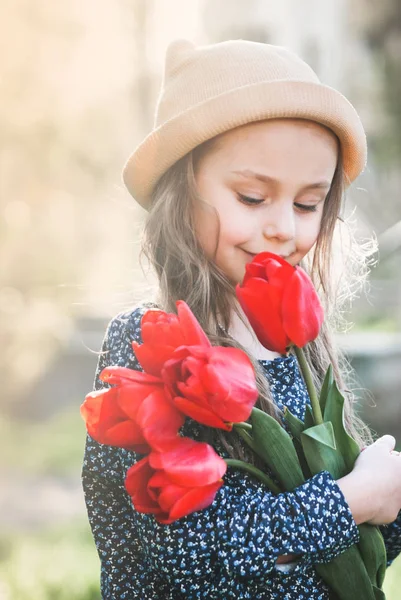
[164,39,196,78]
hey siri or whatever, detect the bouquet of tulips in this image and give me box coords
[81,252,387,600]
[236,253,387,600]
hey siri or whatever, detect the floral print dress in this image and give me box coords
[82,304,401,599]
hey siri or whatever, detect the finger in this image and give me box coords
[375,435,396,450]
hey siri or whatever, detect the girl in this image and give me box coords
[82,39,401,599]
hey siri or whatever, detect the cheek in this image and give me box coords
[297,214,323,253]
[193,198,251,258]
[192,201,222,258]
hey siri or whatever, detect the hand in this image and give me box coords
[340,435,401,526]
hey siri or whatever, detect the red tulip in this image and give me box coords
[81,386,150,453]
[132,301,210,377]
[162,345,259,430]
[125,437,226,524]
[236,252,324,354]
[81,366,185,452]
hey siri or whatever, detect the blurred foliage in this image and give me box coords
[351,315,399,332]
[0,0,400,415]
[0,407,86,477]
[360,0,401,166]
[0,0,144,410]
[0,521,101,600]
[0,1,400,598]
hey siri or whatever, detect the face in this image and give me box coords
[192,119,339,285]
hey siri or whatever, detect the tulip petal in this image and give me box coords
[203,348,258,422]
[81,387,150,451]
[168,481,224,521]
[132,341,178,377]
[176,301,211,347]
[243,261,266,281]
[149,439,227,486]
[147,470,171,489]
[177,377,209,406]
[100,366,161,385]
[173,396,232,430]
[136,389,185,451]
[155,482,187,512]
[262,253,295,279]
[282,267,324,347]
[148,438,193,470]
[180,354,204,378]
[125,458,162,513]
[81,387,123,432]
[141,310,185,348]
[237,278,289,353]
[80,387,116,428]
[236,252,322,354]
[117,381,163,420]
[104,421,148,450]
[243,252,289,285]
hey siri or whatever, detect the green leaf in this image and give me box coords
[281,408,312,478]
[282,406,305,441]
[358,524,387,589]
[292,436,313,480]
[251,407,305,490]
[372,586,386,599]
[304,404,315,429]
[316,546,379,600]
[323,379,360,471]
[319,364,334,415]
[302,421,336,449]
[301,422,347,479]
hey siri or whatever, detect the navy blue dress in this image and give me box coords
[82,304,401,599]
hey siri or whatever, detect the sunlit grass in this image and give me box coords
[1,407,401,598]
[0,520,100,600]
[383,554,401,598]
[0,407,100,599]
[0,519,399,599]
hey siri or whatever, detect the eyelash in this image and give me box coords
[237,194,318,213]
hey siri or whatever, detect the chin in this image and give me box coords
[224,268,244,287]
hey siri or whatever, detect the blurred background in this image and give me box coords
[1,0,400,597]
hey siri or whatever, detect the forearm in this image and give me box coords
[336,472,374,526]
[216,469,360,577]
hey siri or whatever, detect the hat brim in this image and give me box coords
[123,79,367,209]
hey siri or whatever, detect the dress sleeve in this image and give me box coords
[82,307,175,597]
[379,512,401,567]
[82,307,361,595]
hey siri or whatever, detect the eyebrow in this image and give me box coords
[231,169,332,191]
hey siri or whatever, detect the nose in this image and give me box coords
[262,201,296,242]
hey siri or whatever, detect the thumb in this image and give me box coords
[374,435,396,450]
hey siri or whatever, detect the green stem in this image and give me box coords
[232,422,252,432]
[293,345,323,425]
[233,426,258,453]
[225,459,281,494]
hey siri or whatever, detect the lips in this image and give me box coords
[243,250,290,260]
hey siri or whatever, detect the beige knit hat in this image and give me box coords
[123,39,367,210]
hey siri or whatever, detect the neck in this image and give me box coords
[228,307,282,361]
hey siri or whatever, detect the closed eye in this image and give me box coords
[237,194,264,205]
[238,194,319,212]
[293,202,318,213]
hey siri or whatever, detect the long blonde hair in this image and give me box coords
[140,131,376,464]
